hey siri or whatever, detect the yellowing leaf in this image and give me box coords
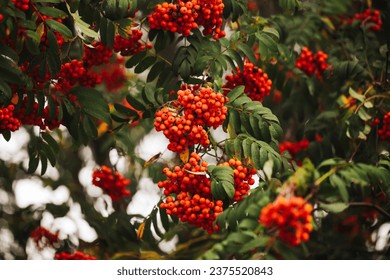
[143,152,162,167]
[179,147,190,163]
[137,223,145,240]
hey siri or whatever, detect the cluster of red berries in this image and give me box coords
[55,251,96,260]
[83,41,113,67]
[155,86,227,153]
[224,61,272,102]
[101,56,127,92]
[158,152,211,197]
[279,138,309,159]
[148,0,225,39]
[160,192,224,233]
[154,107,210,152]
[14,99,62,130]
[55,59,102,94]
[259,196,313,246]
[30,226,59,250]
[92,165,131,202]
[378,112,390,141]
[0,105,21,133]
[219,159,256,202]
[12,0,30,11]
[159,153,223,233]
[177,86,228,128]
[295,47,329,78]
[0,14,4,22]
[113,32,152,56]
[341,9,382,32]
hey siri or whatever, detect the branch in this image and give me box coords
[349,202,390,219]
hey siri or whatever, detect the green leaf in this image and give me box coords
[126,94,146,112]
[319,202,348,213]
[134,56,156,73]
[33,0,60,3]
[236,43,257,64]
[226,85,245,103]
[147,61,165,82]
[71,87,112,124]
[45,19,73,39]
[125,51,147,68]
[330,174,349,202]
[41,132,59,153]
[38,6,68,18]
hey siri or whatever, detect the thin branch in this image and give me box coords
[349,202,390,219]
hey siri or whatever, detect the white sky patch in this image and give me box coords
[13,179,70,208]
[135,129,176,164]
[127,177,161,216]
[0,128,29,163]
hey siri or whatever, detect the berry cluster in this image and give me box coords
[154,107,209,153]
[83,41,113,68]
[341,9,382,32]
[12,0,30,11]
[92,165,131,202]
[113,31,152,57]
[55,251,96,260]
[219,159,256,202]
[14,98,62,130]
[0,14,4,22]
[56,59,102,94]
[154,86,227,153]
[378,112,390,141]
[295,47,329,78]
[279,138,310,159]
[160,192,223,233]
[177,86,228,128]
[224,61,272,102]
[259,196,313,246]
[158,153,223,233]
[30,226,59,250]
[158,152,211,197]
[0,105,21,133]
[101,57,127,92]
[148,0,225,39]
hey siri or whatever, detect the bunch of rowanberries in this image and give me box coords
[101,57,127,92]
[0,105,21,133]
[155,85,227,153]
[158,152,211,197]
[148,0,225,39]
[295,47,329,78]
[92,165,131,202]
[55,251,96,260]
[219,159,257,202]
[83,41,113,67]
[30,226,59,250]
[14,98,62,130]
[154,107,210,153]
[224,61,272,102]
[12,0,30,11]
[177,86,228,128]
[158,152,224,233]
[341,9,382,32]
[160,192,224,234]
[259,196,313,246]
[113,31,152,56]
[279,138,310,158]
[378,112,390,141]
[56,59,102,94]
